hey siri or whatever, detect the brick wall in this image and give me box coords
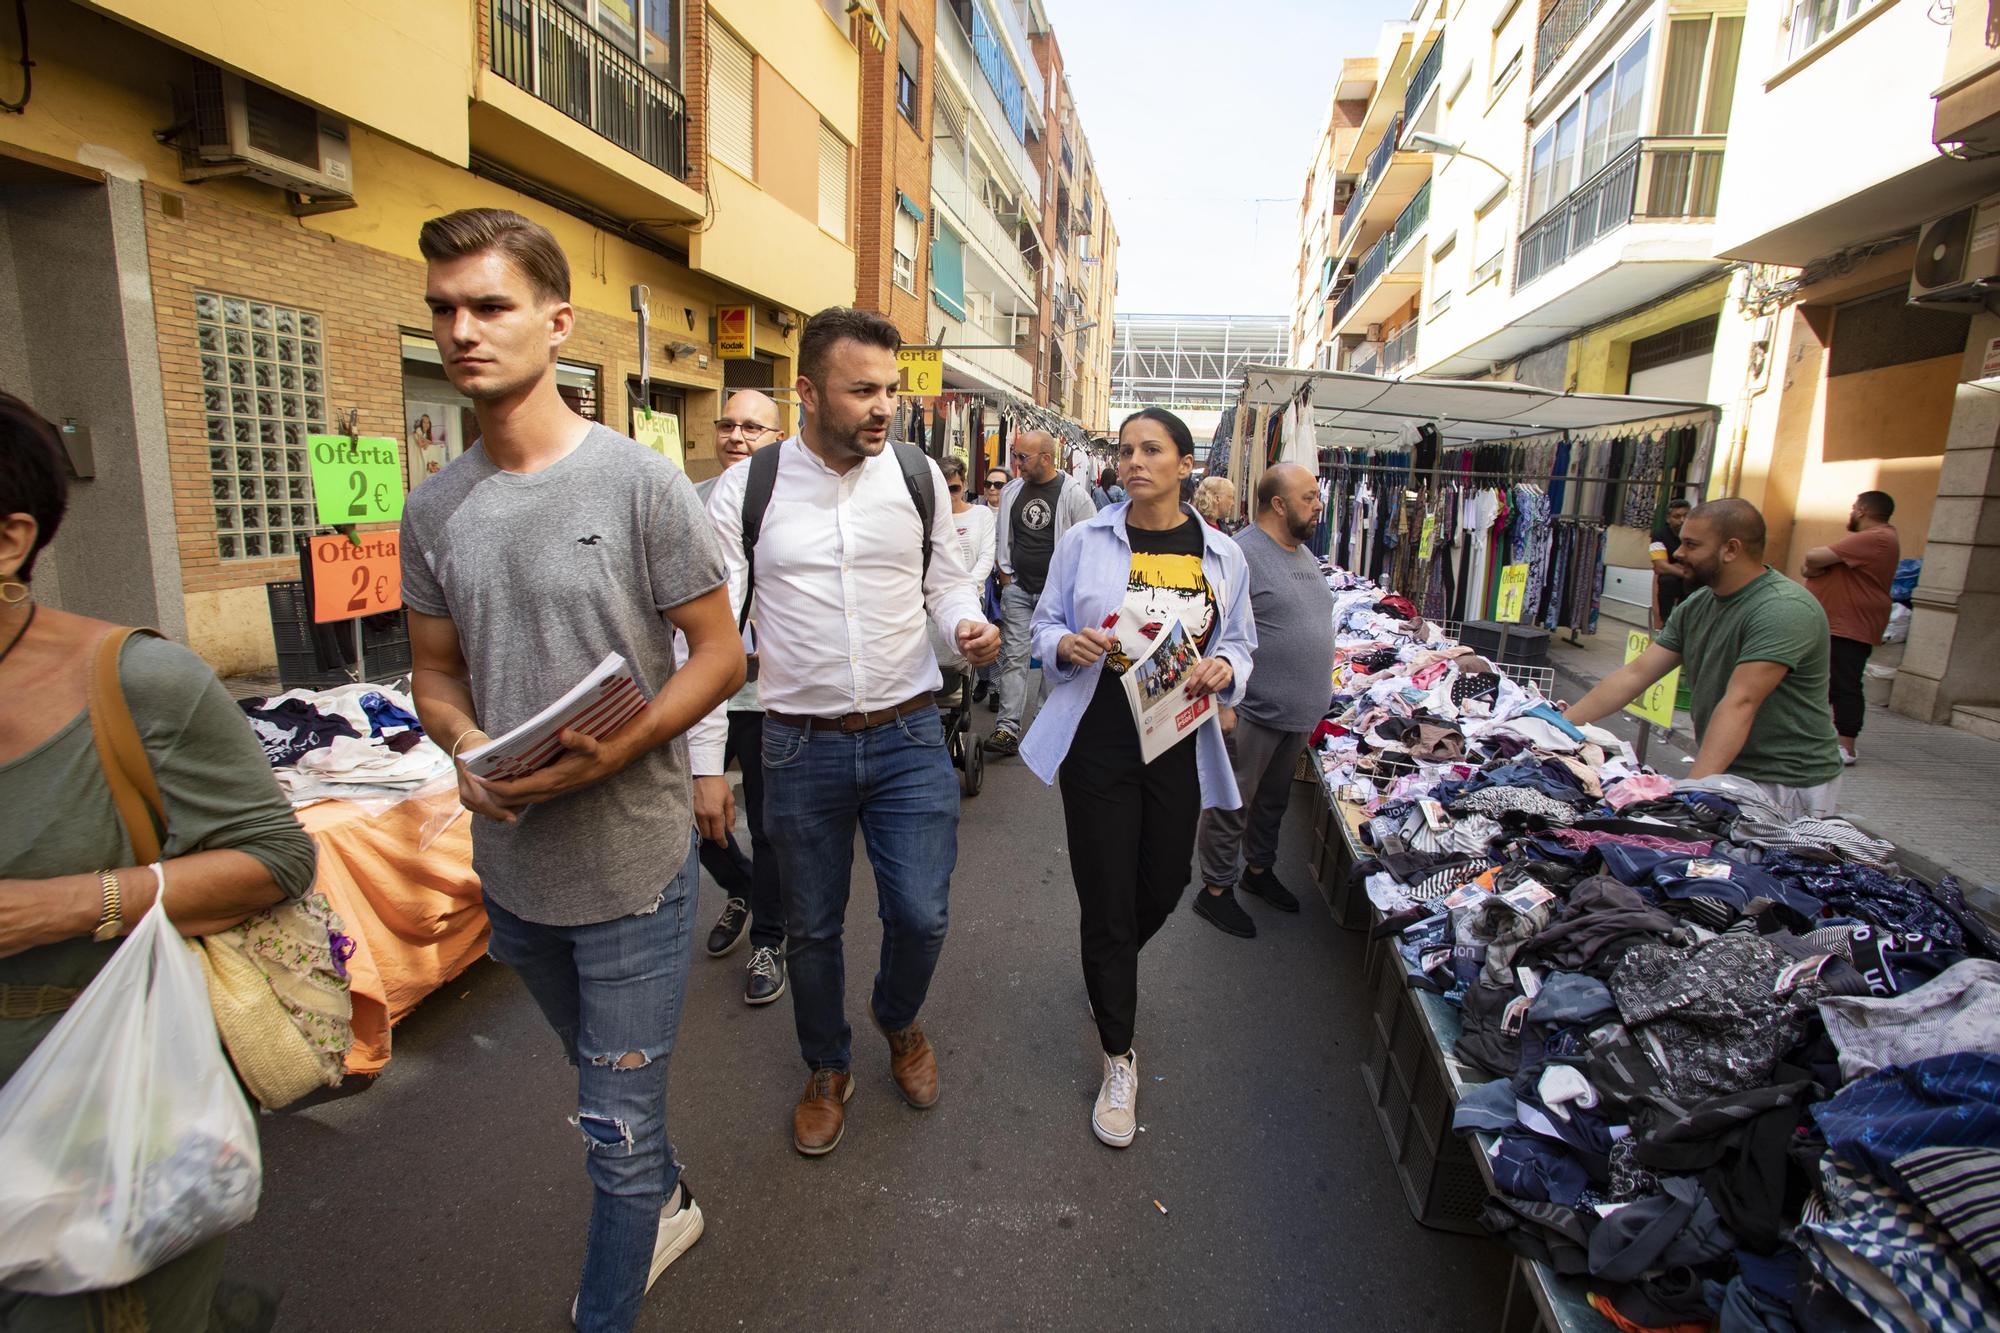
[854,0,934,343]
[141,183,724,601]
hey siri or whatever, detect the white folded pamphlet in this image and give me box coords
[458,653,649,782]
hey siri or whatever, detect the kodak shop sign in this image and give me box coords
[717,305,755,359]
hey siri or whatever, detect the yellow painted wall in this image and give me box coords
[694,165,857,315]
[709,0,860,144]
[1569,278,1733,394]
[756,63,824,223]
[78,0,472,165]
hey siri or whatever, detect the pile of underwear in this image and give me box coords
[1310,566,2000,1332]
[238,681,450,807]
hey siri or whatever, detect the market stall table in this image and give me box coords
[297,794,487,1075]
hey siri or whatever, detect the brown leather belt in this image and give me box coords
[767,692,935,734]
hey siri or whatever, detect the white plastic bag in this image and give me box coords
[0,897,261,1294]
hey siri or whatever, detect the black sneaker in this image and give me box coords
[985,728,1020,757]
[986,691,1000,714]
[1192,887,1257,938]
[744,946,786,1005]
[1242,868,1302,913]
[972,680,990,704]
[706,898,750,957]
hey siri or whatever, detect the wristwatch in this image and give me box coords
[91,869,123,943]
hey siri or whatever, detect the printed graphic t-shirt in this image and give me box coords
[1077,516,1216,748]
[1010,474,1065,593]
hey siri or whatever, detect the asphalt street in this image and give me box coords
[222,707,1511,1331]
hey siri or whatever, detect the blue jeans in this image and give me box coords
[762,704,958,1071]
[482,837,698,1333]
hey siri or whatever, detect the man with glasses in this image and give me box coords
[713,393,782,470]
[690,390,791,1005]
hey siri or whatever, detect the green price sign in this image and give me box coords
[308,434,405,526]
[1623,630,1681,729]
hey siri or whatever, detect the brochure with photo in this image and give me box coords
[1109,605,1214,764]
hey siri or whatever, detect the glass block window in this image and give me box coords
[197,291,326,560]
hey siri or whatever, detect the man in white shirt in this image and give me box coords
[691,390,790,1007]
[700,307,999,1156]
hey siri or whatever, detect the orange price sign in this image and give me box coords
[309,532,403,623]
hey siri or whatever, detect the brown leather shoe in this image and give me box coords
[792,1068,854,1156]
[878,1017,940,1108]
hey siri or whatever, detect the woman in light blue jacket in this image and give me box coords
[1019,408,1257,1151]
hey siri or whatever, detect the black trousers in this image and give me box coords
[1057,699,1200,1057]
[1829,635,1872,740]
[695,711,784,950]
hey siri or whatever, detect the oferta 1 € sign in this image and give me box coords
[896,349,943,397]
[1623,630,1681,729]
[307,434,405,526]
[1495,564,1529,623]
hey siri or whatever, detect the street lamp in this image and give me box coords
[1405,131,1513,184]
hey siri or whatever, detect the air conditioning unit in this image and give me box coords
[182,61,353,203]
[1909,197,2000,306]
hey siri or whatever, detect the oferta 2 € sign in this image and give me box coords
[308,434,405,526]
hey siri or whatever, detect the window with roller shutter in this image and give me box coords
[818,123,849,241]
[707,20,754,179]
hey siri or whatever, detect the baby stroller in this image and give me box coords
[936,664,986,797]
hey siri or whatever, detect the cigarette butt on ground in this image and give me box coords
[1153,1199,1168,1215]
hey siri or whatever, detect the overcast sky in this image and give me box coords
[1042,0,1409,317]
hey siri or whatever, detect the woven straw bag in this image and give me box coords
[90,628,352,1108]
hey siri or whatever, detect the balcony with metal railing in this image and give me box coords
[488,0,688,181]
[1339,113,1405,245]
[1383,320,1419,375]
[1403,37,1443,128]
[931,148,1038,303]
[1514,136,1724,290]
[1334,178,1430,329]
[1534,0,1614,87]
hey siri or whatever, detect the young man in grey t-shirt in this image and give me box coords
[399,209,743,1333]
[1193,463,1335,939]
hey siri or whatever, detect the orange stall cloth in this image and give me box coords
[298,793,488,1075]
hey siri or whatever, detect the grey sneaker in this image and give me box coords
[744,946,786,1006]
[1093,1050,1138,1148]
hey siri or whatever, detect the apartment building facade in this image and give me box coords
[1289,61,1374,372]
[2,0,861,673]
[1027,14,1119,436]
[1288,0,2000,729]
[1705,0,2000,730]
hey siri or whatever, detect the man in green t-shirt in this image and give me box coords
[1567,498,1844,819]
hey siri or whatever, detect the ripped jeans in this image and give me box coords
[482,835,698,1333]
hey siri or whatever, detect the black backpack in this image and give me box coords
[737,440,935,631]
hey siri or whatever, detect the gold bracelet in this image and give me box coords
[91,870,123,943]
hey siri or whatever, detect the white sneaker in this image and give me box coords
[571,1181,706,1327]
[1093,1050,1138,1148]
[1840,745,1858,767]
[647,1181,705,1288]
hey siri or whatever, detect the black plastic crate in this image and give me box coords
[1460,619,1552,667]
[1360,956,1488,1234]
[267,580,412,691]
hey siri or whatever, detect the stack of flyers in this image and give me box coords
[458,654,648,782]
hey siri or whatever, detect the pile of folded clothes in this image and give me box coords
[238,681,451,807]
[1311,569,2000,1331]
